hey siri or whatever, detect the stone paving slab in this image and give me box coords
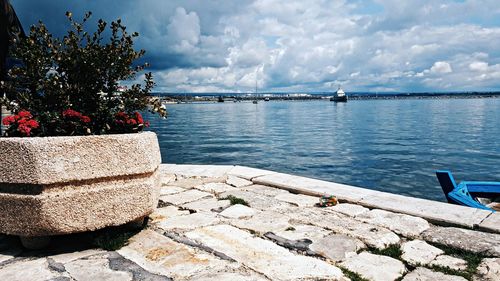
[475,258,500,281]
[478,212,500,233]
[161,164,235,178]
[219,204,257,219]
[274,193,319,207]
[195,182,238,194]
[185,224,345,280]
[160,186,186,195]
[329,203,369,217]
[340,252,406,281]
[181,198,231,213]
[65,256,133,281]
[226,175,253,187]
[356,209,430,237]
[287,207,400,249]
[159,189,214,205]
[421,226,500,257]
[309,234,365,262]
[118,229,238,280]
[402,267,467,281]
[430,255,468,271]
[0,258,63,281]
[273,224,331,242]
[401,240,444,266]
[156,212,220,232]
[228,165,276,180]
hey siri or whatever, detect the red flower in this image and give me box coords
[18,110,32,119]
[17,118,27,125]
[115,111,128,120]
[62,109,82,118]
[144,121,150,127]
[134,112,144,124]
[80,116,91,123]
[26,119,39,129]
[127,119,137,125]
[17,124,32,136]
[2,115,16,126]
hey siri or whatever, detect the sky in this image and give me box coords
[10,0,500,93]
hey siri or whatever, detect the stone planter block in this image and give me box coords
[0,132,161,237]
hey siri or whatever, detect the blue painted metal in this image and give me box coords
[436,170,499,211]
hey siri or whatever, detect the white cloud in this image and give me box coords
[430,61,453,74]
[469,61,489,72]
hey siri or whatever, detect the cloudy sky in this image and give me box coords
[11,0,500,93]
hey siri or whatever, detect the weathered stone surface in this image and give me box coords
[402,267,467,281]
[219,204,257,219]
[310,234,365,262]
[421,226,500,256]
[241,185,289,197]
[479,212,500,234]
[160,174,176,186]
[230,210,292,234]
[219,189,292,210]
[190,272,268,281]
[288,207,400,249]
[273,224,331,242]
[0,132,160,184]
[0,258,61,281]
[118,230,236,279]
[181,198,231,213]
[430,255,468,271]
[229,166,276,180]
[226,175,253,187]
[196,183,238,194]
[159,189,213,205]
[159,186,185,195]
[330,203,369,217]
[162,164,234,178]
[49,249,105,264]
[169,177,226,189]
[149,206,190,225]
[340,252,406,281]
[186,224,345,280]
[107,252,172,281]
[65,257,133,281]
[0,170,161,236]
[253,172,373,203]
[401,240,444,266]
[356,209,430,237]
[274,193,319,207]
[358,192,492,229]
[475,258,500,281]
[157,212,219,231]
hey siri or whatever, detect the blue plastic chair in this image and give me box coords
[436,170,499,211]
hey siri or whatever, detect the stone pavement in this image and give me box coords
[1,164,499,281]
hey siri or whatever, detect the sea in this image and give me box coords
[146,97,500,202]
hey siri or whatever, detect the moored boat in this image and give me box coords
[330,87,348,102]
[436,170,500,211]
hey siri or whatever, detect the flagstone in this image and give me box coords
[219,204,257,219]
[356,209,430,237]
[402,267,467,281]
[156,212,219,231]
[186,224,345,280]
[65,257,133,281]
[274,193,319,207]
[340,252,406,281]
[226,175,253,187]
[159,190,213,205]
[401,240,444,266]
[430,255,468,271]
[181,198,231,213]
[309,234,365,262]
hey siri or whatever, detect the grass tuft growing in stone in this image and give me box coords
[338,266,369,281]
[427,242,487,280]
[220,195,249,206]
[369,244,403,259]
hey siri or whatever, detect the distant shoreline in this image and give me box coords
[156,92,500,102]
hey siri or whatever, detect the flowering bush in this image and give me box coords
[0,11,166,137]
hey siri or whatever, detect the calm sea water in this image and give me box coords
[146,98,500,202]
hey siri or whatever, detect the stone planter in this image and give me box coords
[0,132,161,247]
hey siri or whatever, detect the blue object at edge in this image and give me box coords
[436,170,499,212]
